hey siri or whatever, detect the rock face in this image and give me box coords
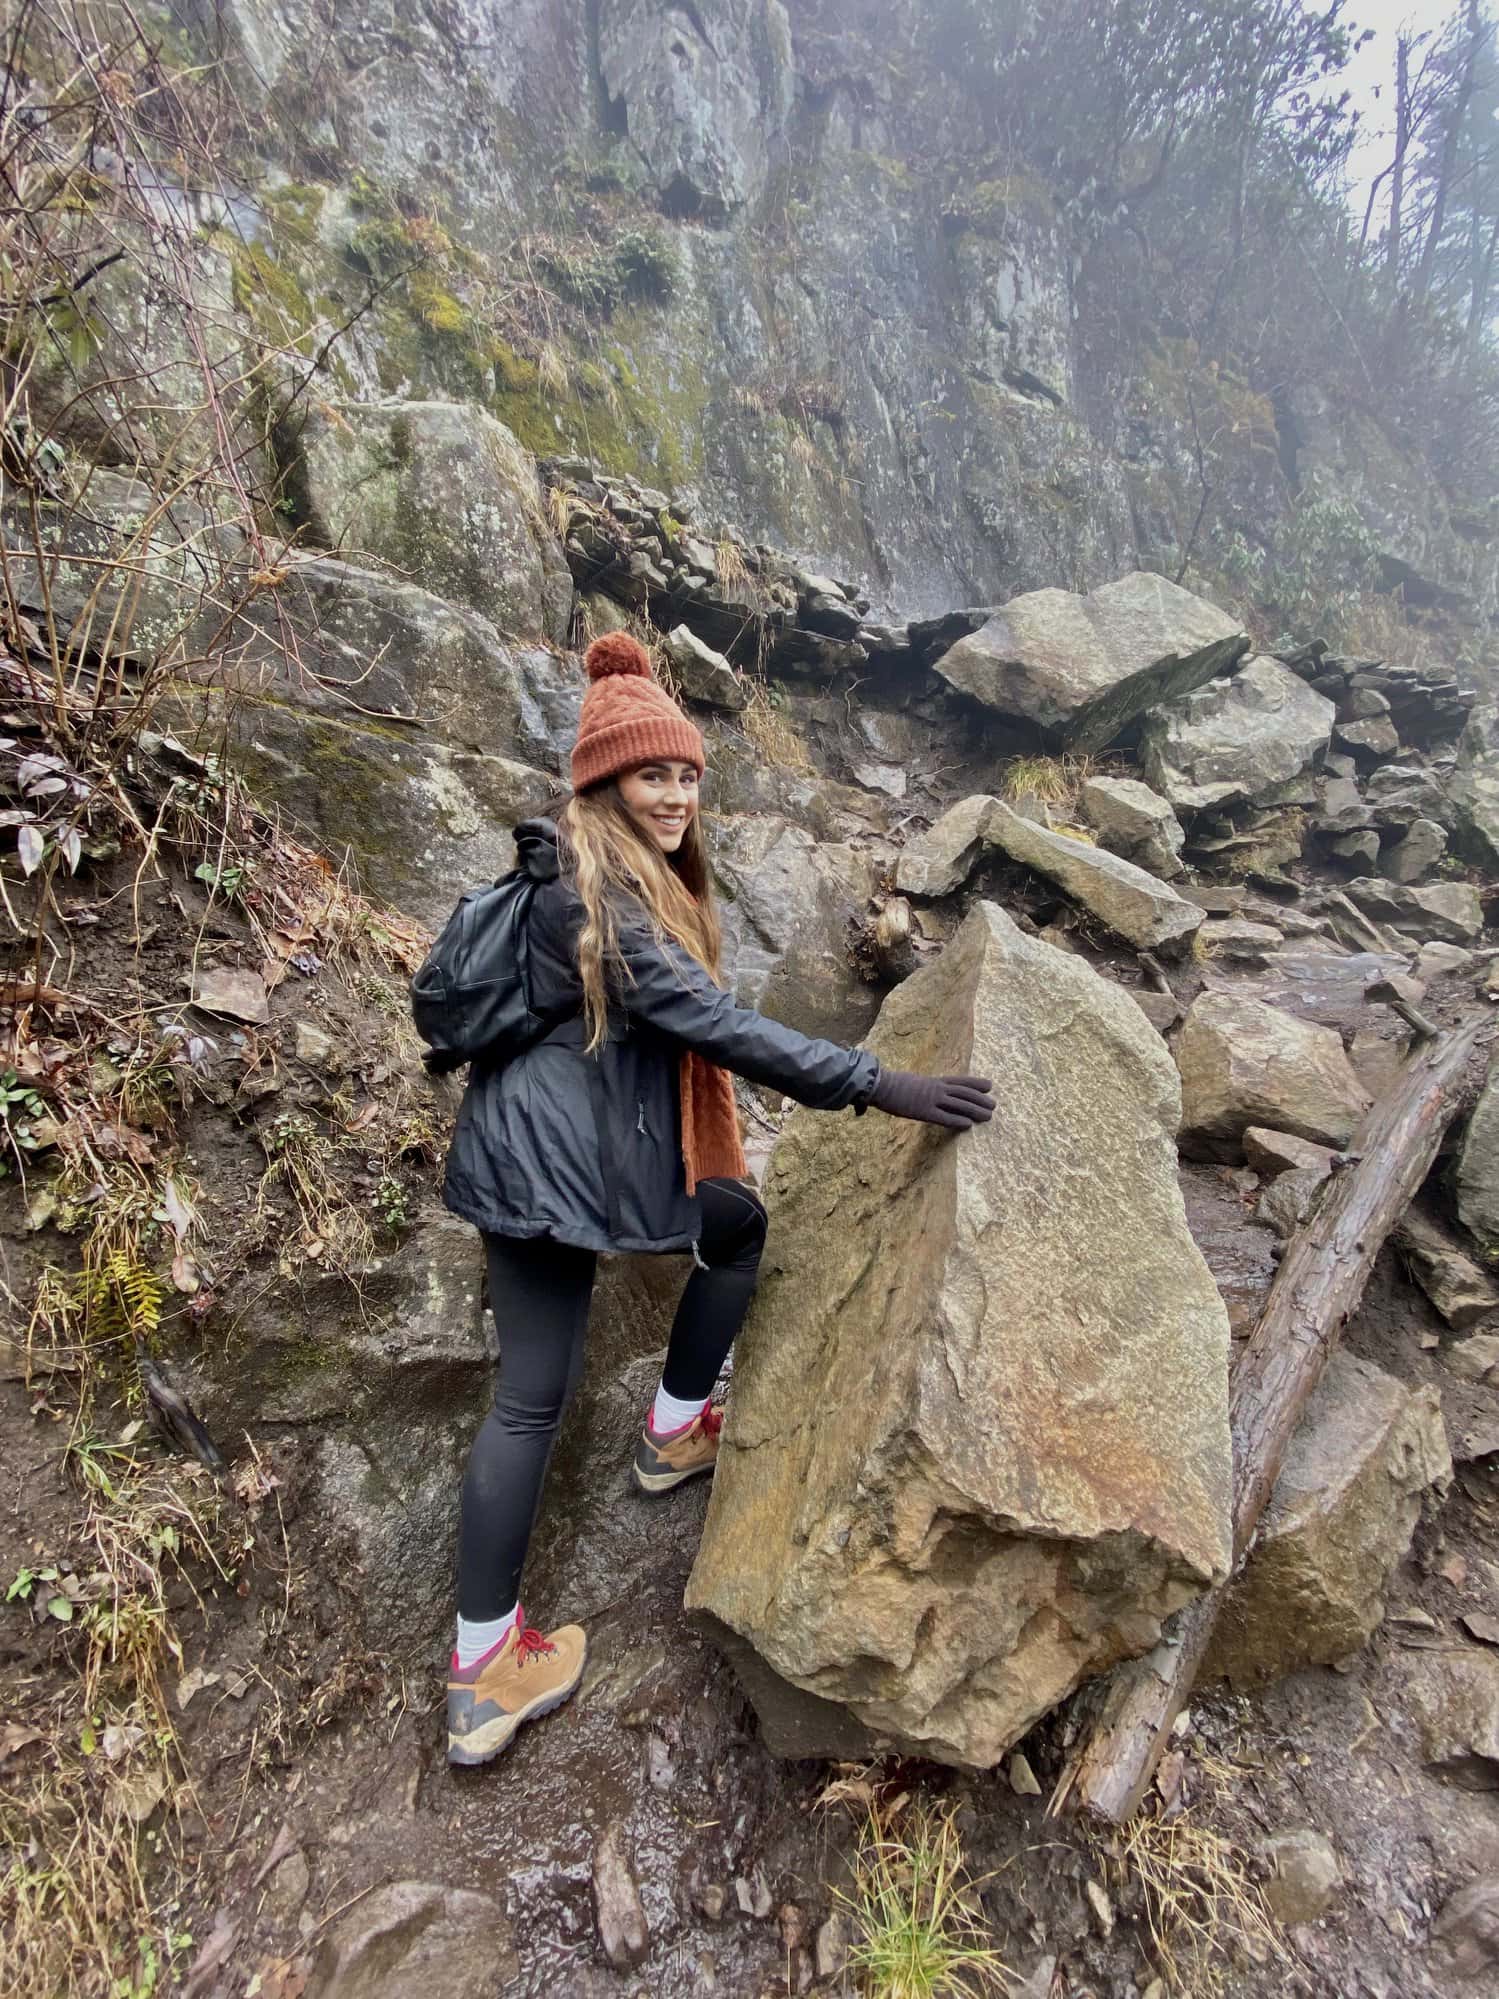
[1176,992,1372,1160]
[1394,1208,1499,1329]
[598,0,794,219]
[1449,702,1499,869]
[1202,1351,1450,1688]
[292,401,571,641]
[711,815,881,1043]
[311,1880,517,1999]
[1457,1054,1499,1258]
[984,801,1205,953]
[1138,654,1335,813]
[686,902,1233,1768]
[895,795,998,898]
[1345,877,1483,944]
[1079,775,1186,878]
[931,572,1247,752]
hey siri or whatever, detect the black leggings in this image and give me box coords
[455,1178,768,1620]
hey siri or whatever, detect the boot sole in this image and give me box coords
[633,1456,716,1495]
[446,1643,588,1768]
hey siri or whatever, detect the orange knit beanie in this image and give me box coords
[570,633,705,791]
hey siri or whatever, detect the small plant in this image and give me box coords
[192,857,248,903]
[838,1800,1009,1998]
[715,534,754,602]
[1102,1795,1287,1996]
[612,227,678,302]
[0,1068,47,1173]
[373,1172,411,1232]
[1001,753,1109,811]
[6,1565,75,1622]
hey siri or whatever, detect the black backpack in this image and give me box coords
[410,870,553,1076]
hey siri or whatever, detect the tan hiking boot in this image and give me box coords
[446,1611,587,1767]
[633,1403,723,1494]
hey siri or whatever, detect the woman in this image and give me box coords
[441,632,994,1767]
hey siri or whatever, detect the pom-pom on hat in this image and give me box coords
[570,632,706,792]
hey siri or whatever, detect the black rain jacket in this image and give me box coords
[441,819,881,1254]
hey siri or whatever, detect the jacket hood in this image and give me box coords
[515,817,560,882]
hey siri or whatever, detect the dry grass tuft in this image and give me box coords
[715,534,754,603]
[741,680,814,776]
[837,1799,1010,1999]
[1001,754,1108,810]
[1097,1796,1288,1996]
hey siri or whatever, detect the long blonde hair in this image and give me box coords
[559,784,725,1052]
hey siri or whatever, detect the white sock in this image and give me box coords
[650,1383,707,1437]
[454,1602,519,1669]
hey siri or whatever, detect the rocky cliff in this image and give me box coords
[6,6,1499,1997]
[30,0,1489,636]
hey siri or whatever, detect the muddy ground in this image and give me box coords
[3,876,1498,1999]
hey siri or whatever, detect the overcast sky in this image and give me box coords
[1339,0,1461,217]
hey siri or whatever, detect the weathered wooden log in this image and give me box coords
[1050,1014,1483,1824]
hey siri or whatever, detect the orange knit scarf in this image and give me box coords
[678,1049,747,1194]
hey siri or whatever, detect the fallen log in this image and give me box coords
[1050,1011,1483,1824]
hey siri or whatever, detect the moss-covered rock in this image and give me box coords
[288,401,572,641]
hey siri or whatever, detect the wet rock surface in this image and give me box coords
[1176,991,1373,1160]
[1204,1351,1450,1688]
[930,571,1247,751]
[687,901,1232,1766]
[1140,654,1335,813]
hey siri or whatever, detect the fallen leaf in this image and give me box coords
[101,1721,144,1761]
[0,1723,44,1765]
[177,1665,223,1711]
[252,1819,299,1888]
[112,1766,166,1823]
[156,1176,196,1240]
[172,1250,202,1295]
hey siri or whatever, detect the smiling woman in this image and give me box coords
[435,630,995,1769]
[617,758,700,852]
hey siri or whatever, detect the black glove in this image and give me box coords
[870,1069,995,1130]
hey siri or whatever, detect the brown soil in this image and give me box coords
[3,854,1498,1999]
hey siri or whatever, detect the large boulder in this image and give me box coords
[984,801,1205,953]
[1395,1207,1499,1328]
[711,815,881,1044]
[1139,655,1336,813]
[200,1210,490,1654]
[1457,1053,1499,1259]
[1365,762,1452,830]
[1,470,243,665]
[894,795,998,898]
[1345,876,1483,945]
[930,572,1247,753]
[1202,1350,1449,1688]
[686,902,1233,1768]
[291,402,571,642]
[1078,775,1186,879]
[1448,702,1499,869]
[222,699,554,929]
[201,553,582,759]
[1176,992,1372,1160]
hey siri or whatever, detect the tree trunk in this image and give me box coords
[1050,1017,1482,1826]
[1386,34,1410,297]
[1413,0,1483,313]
